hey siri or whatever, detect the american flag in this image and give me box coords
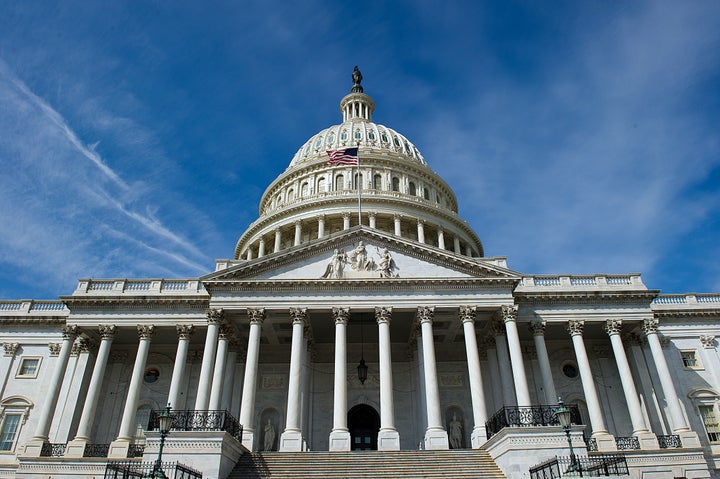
[327,147,359,166]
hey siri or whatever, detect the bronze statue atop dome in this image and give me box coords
[351,66,363,93]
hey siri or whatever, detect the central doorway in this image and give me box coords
[348,404,380,451]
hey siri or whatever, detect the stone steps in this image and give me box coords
[228,449,506,479]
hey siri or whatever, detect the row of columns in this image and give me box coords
[246,214,473,259]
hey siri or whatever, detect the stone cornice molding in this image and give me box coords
[417,306,435,324]
[567,320,584,336]
[60,299,210,313]
[515,291,657,304]
[0,317,66,324]
[331,307,350,325]
[289,307,308,325]
[375,306,392,324]
[654,309,720,319]
[458,305,477,324]
[247,308,266,325]
[604,319,623,336]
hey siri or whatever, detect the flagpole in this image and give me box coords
[356,150,362,227]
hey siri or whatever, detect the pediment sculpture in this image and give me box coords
[321,242,398,279]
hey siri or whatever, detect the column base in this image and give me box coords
[108,438,131,458]
[279,429,305,452]
[424,427,449,450]
[64,438,89,458]
[635,431,660,450]
[241,428,256,451]
[329,429,351,451]
[21,438,46,457]
[678,430,702,448]
[471,425,488,448]
[591,432,617,452]
[378,429,400,451]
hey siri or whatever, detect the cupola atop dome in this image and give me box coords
[341,66,375,122]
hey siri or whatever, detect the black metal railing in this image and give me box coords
[105,461,202,479]
[127,444,145,458]
[658,434,682,448]
[530,454,629,478]
[83,443,110,457]
[40,442,66,457]
[584,435,598,452]
[615,436,640,450]
[148,409,243,441]
[486,404,582,438]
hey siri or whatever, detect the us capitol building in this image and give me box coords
[1,70,719,479]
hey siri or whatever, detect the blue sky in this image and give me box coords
[0,1,718,299]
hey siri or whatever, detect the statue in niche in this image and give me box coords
[349,241,374,271]
[377,248,398,278]
[321,249,347,279]
[263,419,276,451]
[448,413,463,449]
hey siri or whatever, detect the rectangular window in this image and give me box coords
[0,414,21,451]
[681,351,699,369]
[16,357,40,378]
[699,405,720,443]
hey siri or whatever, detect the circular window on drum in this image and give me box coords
[561,361,578,379]
[144,367,160,383]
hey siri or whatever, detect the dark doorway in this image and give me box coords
[348,404,380,451]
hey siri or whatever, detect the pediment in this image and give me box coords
[203,228,520,285]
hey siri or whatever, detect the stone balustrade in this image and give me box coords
[519,274,644,289]
[74,278,206,295]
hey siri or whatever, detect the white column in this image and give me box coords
[221,346,238,411]
[529,321,557,404]
[208,324,231,410]
[0,343,19,399]
[394,214,402,236]
[318,215,325,238]
[240,308,265,450]
[369,212,377,229]
[465,245,472,257]
[66,325,116,456]
[501,305,531,406]
[258,238,266,257]
[376,307,400,450]
[437,228,445,249]
[460,306,488,447]
[329,307,351,450]
[280,308,307,451]
[643,318,700,446]
[484,337,503,412]
[567,320,615,450]
[294,221,302,246]
[274,229,282,253]
[418,306,449,449]
[27,325,77,452]
[195,309,222,410]
[605,320,658,449]
[246,248,253,260]
[491,323,516,406]
[107,325,154,458]
[167,324,194,409]
[453,237,461,255]
[343,213,351,230]
[417,220,425,243]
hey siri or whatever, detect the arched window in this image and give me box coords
[0,396,32,452]
[373,174,382,190]
[301,182,309,197]
[288,188,296,201]
[391,177,400,192]
[423,188,430,200]
[317,177,326,193]
[408,182,416,196]
[335,175,345,191]
[354,172,363,189]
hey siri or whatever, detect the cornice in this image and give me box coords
[515,290,658,305]
[0,317,66,324]
[61,295,210,311]
[654,309,720,319]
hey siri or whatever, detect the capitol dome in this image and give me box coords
[234,72,484,261]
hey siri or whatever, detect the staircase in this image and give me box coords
[228,449,506,479]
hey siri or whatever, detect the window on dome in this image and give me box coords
[392,177,400,192]
[301,182,309,197]
[288,189,296,201]
[381,133,389,143]
[354,173,363,189]
[373,174,382,190]
[393,137,400,147]
[341,131,348,140]
[424,188,430,200]
[408,182,416,196]
[437,194,443,205]
[317,177,326,193]
[315,138,322,147]
[327,134,335,143]
[335,175,345,191]
[404,141,410,152]
[355,130,362,140]
[368,131,376,140]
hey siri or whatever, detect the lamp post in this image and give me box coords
[357,316,368,384]
[149,405,174,479]
[555,398,580,475]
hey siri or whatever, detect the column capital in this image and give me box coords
[332,307,350,324]
[393,213,402,220]
[368,211,377,218]
[3,342,19,357]
[642,318,659,335]
[318,214,326,221]
[375,306,392,324]
[528,320,546,336]
[294,220,301,226]
[48,343,61,356]
[72,337,93,355]
[417,218,425,226]
[500,304,518,323]
[489,320,505,337]
[62,325,79,341]
[342,212,351,219]
[176,324,194,340]
[99,325,117,340]
[290,307,308,325]
[417,306,435,324]
[567,319,584,336]
[137,325,155,340]
[700,335,716,349]
[458,306,477,324]
[248,307,266,325]
[604,319,623,336]
[218,324,233,341]
[207,308,224,324]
